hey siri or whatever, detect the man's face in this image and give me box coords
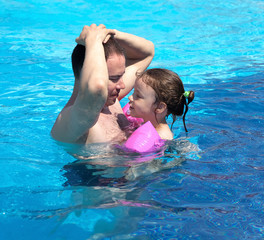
[105,53,126,106]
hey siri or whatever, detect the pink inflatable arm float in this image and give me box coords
[121,103,164,153]
[124,121,164,153]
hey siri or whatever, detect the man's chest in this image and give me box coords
[85,108,130,144]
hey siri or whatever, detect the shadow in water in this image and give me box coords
[54,139,200,239]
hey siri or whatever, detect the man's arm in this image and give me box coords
[51,24,115,143]
[113,30,155,100]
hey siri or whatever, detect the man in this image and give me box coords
[51,24,154,144]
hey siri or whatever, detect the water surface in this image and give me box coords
[0,0,264,239]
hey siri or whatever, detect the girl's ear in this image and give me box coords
[155,102,167,114]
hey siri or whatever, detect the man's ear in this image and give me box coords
[155,102,167,114]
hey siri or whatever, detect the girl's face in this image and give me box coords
[128,78,157,121]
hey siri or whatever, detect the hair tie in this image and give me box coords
[183,91,190,98]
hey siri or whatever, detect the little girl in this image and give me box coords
[128,68,194,140]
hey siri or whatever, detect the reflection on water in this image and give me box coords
[62,138,200,185]
[55,139,200,239]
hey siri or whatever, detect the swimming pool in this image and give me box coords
[1,0,264,239]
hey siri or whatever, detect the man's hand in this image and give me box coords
[75,24,115,46]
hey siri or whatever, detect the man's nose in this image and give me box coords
[116,77,125,89]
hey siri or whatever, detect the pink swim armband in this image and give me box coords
[124,121,164,153]
[121,103,165,153]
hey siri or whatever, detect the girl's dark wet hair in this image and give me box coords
[71,36,125,80]
[139,68,194,132]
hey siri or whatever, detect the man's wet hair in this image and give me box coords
[71,36,125,80]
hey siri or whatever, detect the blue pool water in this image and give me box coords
[1,0,264,239]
